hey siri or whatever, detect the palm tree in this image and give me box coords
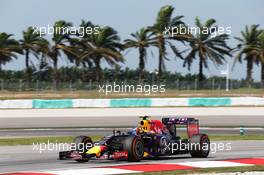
[20,27,48,85]
[0,33,23,70]
[74,20,96,69]
[62,20,96,81]
[48,20,73,89]
[246,30,264,87]
[124,28,155,81]
[258,32,264,87]
[148,5,185,79]
[78,26,124,82]
[234,25,263,87]
[184,17,231,83]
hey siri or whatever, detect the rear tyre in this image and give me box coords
[73,136,93,162]
[122,136,144,162]
[189,134,210,158]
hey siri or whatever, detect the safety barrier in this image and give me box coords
[110,98,152,107]
[32,99,73,108]
[189,98,231,106]
[0,97,264,108]
[231,97,264,106]
[72,99,110,108]
[0,100,32,109]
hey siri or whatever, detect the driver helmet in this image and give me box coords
[138,117,151,133]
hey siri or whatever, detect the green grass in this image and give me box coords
[0,88,263,99]
[0,135,101,146]
[127,165,264,175]
[209,134,264,141]
[0,134,263,146]
[176,133,264,141]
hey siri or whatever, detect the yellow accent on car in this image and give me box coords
[87,146,102,157]
[143,152,149,157]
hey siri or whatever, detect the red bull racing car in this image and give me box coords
[59,116,210,162]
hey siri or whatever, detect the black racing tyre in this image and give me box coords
[189,134,210,158]
[122,136,144,162]
[73,136,93,162]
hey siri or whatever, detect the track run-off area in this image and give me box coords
[0,107,264,128]
[0,107,263,174]
[0,141,264,174]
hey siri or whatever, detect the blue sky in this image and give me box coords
[1,0,263,80]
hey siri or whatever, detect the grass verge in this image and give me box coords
[209,134,264,141]
[0,134,263,146]
[0,135,101,146]
[127,165,264,175]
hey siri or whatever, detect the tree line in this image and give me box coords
[0,5,263,89]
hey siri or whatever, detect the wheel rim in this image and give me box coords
[134,139,144,158]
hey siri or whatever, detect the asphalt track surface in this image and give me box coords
[0,107,263,173]
[0,141,264,173]
[1,107,264,128]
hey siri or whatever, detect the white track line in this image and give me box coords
[45,168,142,175]
[174,160,252,168]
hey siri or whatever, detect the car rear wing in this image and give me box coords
[162,117,199,138]
[162,117,197,125]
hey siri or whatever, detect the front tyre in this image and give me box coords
[73,136,93,162]
[189,134,210,158]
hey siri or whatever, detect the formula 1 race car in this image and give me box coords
[59,116,210,162]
